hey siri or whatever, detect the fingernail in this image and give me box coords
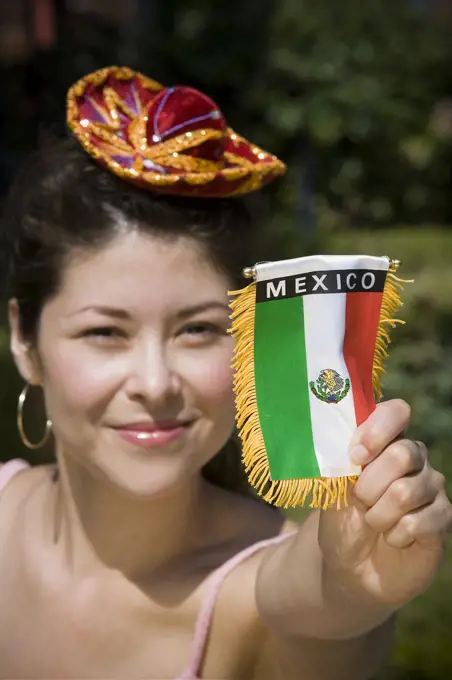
[350,444,369,466]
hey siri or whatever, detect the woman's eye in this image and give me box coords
[83,327,125,342]
[181,323,221,342]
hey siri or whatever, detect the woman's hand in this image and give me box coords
[319,399,452,607]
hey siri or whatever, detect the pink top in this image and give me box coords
[0,460,297,679]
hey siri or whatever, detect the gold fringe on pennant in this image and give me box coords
[373,264,413,400]
[228,260,411,511]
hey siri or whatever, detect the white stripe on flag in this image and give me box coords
[256,254,389,281]
[303,292,362,477]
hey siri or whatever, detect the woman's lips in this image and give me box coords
[114,421,191,448]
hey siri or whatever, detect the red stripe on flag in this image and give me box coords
[343,291,383,426]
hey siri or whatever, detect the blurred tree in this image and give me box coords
[3,0,452,229]
[136,0,277,104]
[134,0,452,231]
[253,0,452,228]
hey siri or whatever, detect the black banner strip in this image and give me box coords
[256,268,387,303]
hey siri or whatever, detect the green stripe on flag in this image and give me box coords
[254,296,319,479]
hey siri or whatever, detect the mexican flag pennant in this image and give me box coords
[229,255,410,510]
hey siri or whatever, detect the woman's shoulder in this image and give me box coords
[0,461,55,558]
[0,459,30,490]
[0,460,53,504]
[190,487,302,678]
[209,482,301,547]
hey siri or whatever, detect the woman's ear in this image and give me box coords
[8,299,42,385]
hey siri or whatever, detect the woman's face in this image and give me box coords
[11,231,236,496]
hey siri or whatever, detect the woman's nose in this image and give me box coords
[125,341,182,405]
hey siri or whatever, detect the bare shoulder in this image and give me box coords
[199,487,307,678]
[0,463,54,530]
[0,461,53,497]
[208,482,301,544]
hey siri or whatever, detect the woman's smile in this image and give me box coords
[113,419,195,449]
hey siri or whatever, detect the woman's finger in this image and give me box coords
[383,491,452,549]
[353,440,427,508]
[350,399,411,467]
[363,467,445,534]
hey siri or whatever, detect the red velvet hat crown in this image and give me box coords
[66,66,286,198]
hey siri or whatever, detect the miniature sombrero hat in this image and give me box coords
[67,66,286,197]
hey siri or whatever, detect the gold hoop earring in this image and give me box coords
[17,383,52,450]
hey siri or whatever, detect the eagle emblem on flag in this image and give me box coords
[309,369,351,404]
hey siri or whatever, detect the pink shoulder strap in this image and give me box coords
[0,459,30,491]
[178,529,298,679]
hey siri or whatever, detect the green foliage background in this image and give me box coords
[1,0,452,677]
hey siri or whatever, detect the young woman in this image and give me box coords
[0,67,450,680]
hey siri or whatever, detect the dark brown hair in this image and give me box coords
[0,135,274,497]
